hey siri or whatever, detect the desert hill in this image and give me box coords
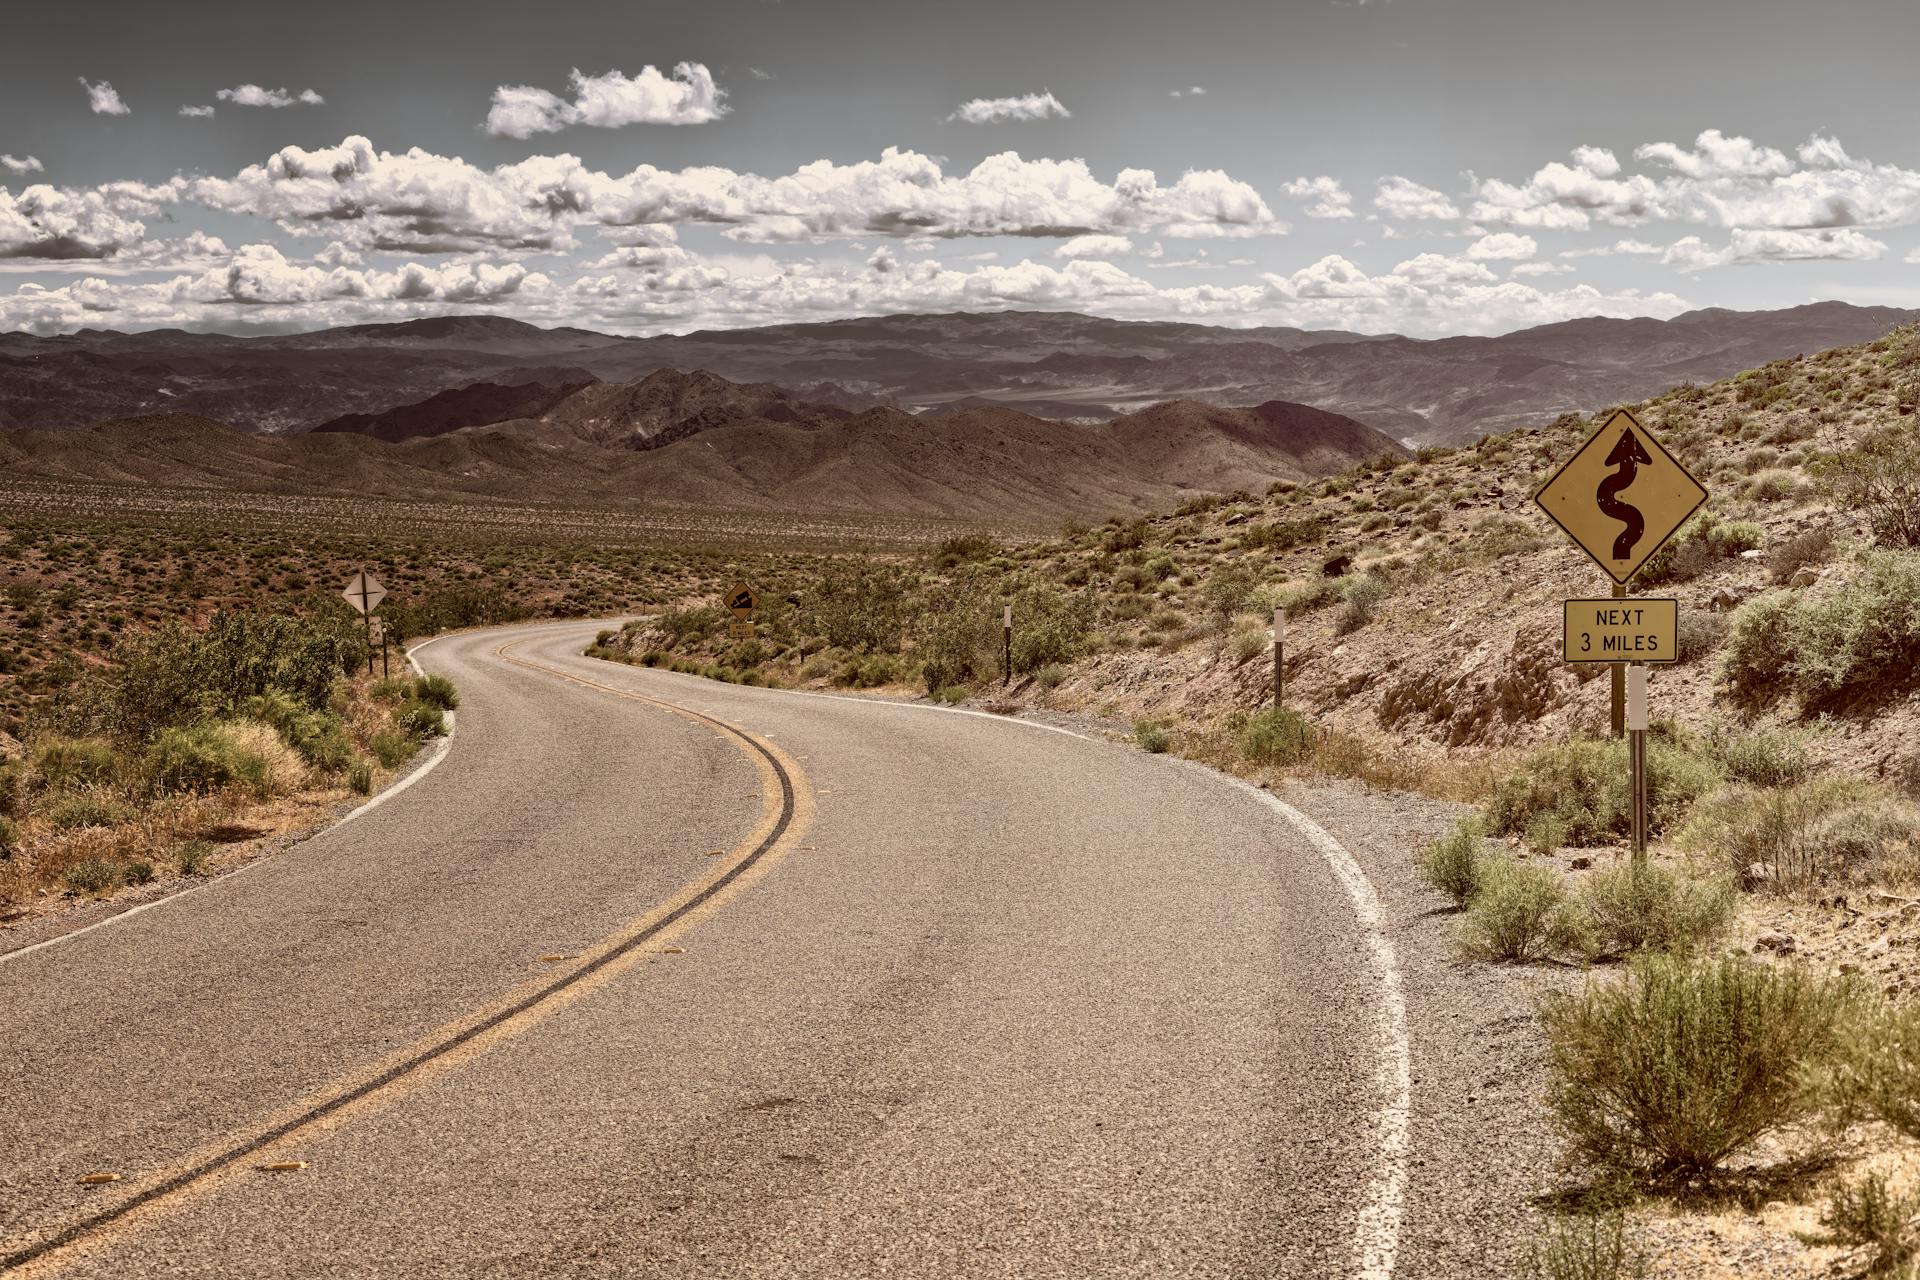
[0,376,1406,524]
[3,303,1915,445]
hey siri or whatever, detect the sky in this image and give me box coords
[5,0,1920,339]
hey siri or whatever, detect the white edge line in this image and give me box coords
[0,637,460,967]
[1192,763,1410,1280]
[573,627,1408,1276]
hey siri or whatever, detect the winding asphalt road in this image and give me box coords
[0,620,1428,1278]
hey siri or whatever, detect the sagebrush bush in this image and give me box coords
[412,674,459,710]
[1574,862,1736,959]
[143,723,273,796]
[29,737,123,790]
[64,858,122,895]
[1679,777,1920,891]
[240,690,352,772]
[1769,527,1835,585]
[1703,724,1817,788]
[1813,1171,1919,1272]
[1812,420,1920,549]
[1420,817,1486,908]
[1134,720,1171,753]
[1455,855,1587,962]
[42,788,132,831]
[1236,708,1314,768]
[1540,954,1854,1181]
[370,731,415,768]
[1487,738,1722,852]
[347,760,374,795]
[1825,996,1920,1141]
[392,699,447,739]
[1525,1208,1647,1280]
[1724,552,1920,704]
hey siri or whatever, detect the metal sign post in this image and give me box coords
[1627,665,1649,867]
[1272,606,1285,709]
[1003,605,1013,688]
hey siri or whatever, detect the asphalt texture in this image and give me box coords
[0,620,1532,1278]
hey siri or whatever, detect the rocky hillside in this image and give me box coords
[612,324,1920,788]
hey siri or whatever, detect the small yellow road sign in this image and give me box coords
[1534,409,1707,585]
[1563,598,1678,664]
[724,580,757,618]
[728,621,757,639]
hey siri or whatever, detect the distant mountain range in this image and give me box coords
[0,372,1405,525]
[4,302,1916,446]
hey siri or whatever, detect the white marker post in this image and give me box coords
[1272,606,1286,710]
[1002,604,1013,688]
[1626,664,1649,866]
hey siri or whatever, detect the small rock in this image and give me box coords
[1710,587,1744,612]
[1570,856,1592,871]
[1739,548,1765,560]
[1754,931,1797,954]
[1790,567,1820,588]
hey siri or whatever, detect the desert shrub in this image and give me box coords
[653,604,727,649]
[1703,724,1817,788]
[393,699,447,739]
[1574,862,1737,959]
[80,609,364,743]
[1724,554,1920,704]
[1334,574,1388,635]
[29,736,124,790]
[1719,591,1798,697]
[1228,628,1269,665]
[0,815,16,860]
[1455,854,1588,962]
[144,723,275,796]
[1009,587,1096,674]
[370,731,415,768]
[918,589,1003,692]
[1236,707,1314,768]
[1420,816,1487,908]
[1826,998,1920,1142]
[1817,1172,1920,1273]
[1526,1208,1647,1280]
[1540,954,1854,1182]
[370,678,412,704]
[930,685,969,705]
[43,789,132,831]
[380,584,530,642]
[1706,521,1765,557]
[347,761,374,795]
[64,858,123,895]
[1742,471,1799,504]
[1487,738,1722,852]
[1680,778,1920,891]
[1811,421,1920,548]
[838,654,898,688]
[176,840,213,875]
[1769,527,1834,585]
[240,690,352,772]
[799,653,837,680]
[1282,580,1341,617]
[1034,664,1067,690]
[1134,720,1171,753]
[412,674,460,710]
[1673,612,1729,665]
[931,534,1000,568]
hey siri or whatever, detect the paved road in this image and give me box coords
[0,620,1420,1278]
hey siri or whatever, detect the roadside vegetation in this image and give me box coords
[0,606,459,917]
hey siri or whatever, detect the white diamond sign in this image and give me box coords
[342,570,387,616]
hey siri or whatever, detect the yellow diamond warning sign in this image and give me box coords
[1534,409,1708,585]
[724,580,758,618]
[1563,598,1678,665]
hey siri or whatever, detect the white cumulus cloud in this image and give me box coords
[1,155,43,175]
[486,64,726,137]
[1054,234,1134,259]
[1374,176,1460,221]
[947,91,1070,125]
[1662,227,1888,271]
[79,78,129,116]
[1283,175,1355,219]
[1466,232,1538,261]
[216,85,325,109]
[179,105,216,118]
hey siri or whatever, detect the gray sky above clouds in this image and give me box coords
[4,0,1919,337]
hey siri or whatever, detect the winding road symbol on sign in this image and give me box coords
[1598,427,1653,559]
[1534,408,1708,585]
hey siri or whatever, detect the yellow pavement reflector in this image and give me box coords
[661,946,686,955]
[78,1172,122,1185]
[705,849,727,857]
[261,1161,308,1172]
[537,953,568,962]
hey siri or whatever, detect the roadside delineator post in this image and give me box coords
[1272,606,1285,709]
[1627,664,1649,867]
[1003,604,1013,688]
